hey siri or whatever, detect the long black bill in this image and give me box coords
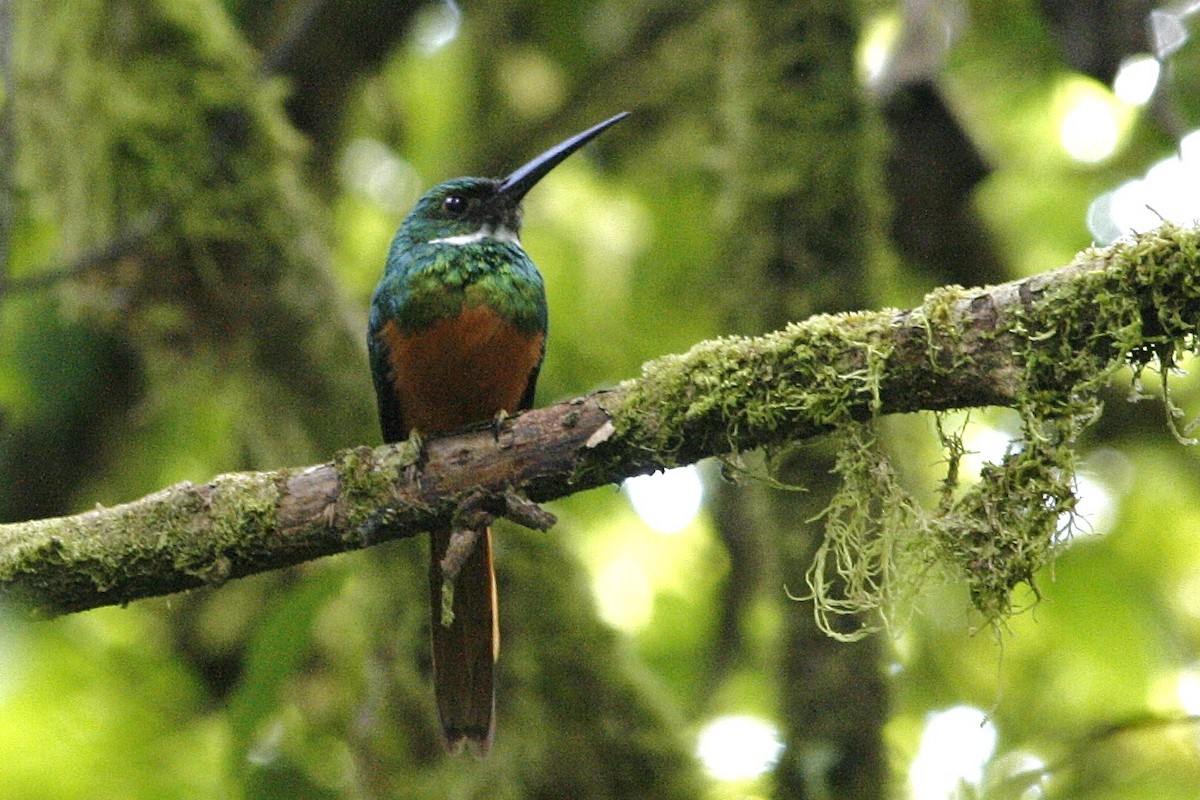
[497,112,629,202]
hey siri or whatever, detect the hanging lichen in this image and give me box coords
[803,226,1200,636]
[609,225,1200,637]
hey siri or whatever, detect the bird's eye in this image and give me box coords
[443,194,466,215]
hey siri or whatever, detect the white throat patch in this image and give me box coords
[429,225,521,247]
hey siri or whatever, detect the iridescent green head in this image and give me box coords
[396,112,629,246]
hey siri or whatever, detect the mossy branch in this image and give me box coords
[2,224,1198,618]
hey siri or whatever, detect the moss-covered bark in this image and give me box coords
[3,223,1195,622]
[13,0,375,462]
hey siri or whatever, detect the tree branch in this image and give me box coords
[2,224,1198,617]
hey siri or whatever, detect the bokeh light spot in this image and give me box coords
[1177,668,1200,714]
[624,466,704,535]
[909,705,997,799]
[593,557,653,631]
[1088,127,1200,243]
[410,0,461,54]
[696,715,784,780]
[1058,86,1122,164]
[858,13,900,85]
[1113,54,1161,106]
[1063,472,1116,542]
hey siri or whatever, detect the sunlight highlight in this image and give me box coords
[908,705,997,800]
[593,556,654,631]
[960,421,1015,480]
[1173,666,1200,714]
[498,49,567,117]
[624,466,704,535]
[696,715,784,780]
[339,138,421,213]
[411,0,461,54]
[1063,473,1116,541]
[858,13,900,85]
[1057,80,1124,164]
[1113,55,1161,106]
[1088,127,1200,243]
[1174,569,1200,620]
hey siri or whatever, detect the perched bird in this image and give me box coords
[368,113,628,754]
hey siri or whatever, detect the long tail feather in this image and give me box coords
[428,527,497,755]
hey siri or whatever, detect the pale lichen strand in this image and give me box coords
[802,423,934,638]
[869,225,1198,628]
[805,285,978,638]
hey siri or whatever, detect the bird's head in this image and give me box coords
[397,112,629,247]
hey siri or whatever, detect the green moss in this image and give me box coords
[15,0,294,254]
[609,309,896,469]
[333,442,422,541]
[912,284,973,373]
[185,472,281,584]
[832,226,1199,632]
[0,475,258,612]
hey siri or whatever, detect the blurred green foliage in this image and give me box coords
[3,0,1200,798]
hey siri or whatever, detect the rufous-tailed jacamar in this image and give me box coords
[368,112,628,755]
